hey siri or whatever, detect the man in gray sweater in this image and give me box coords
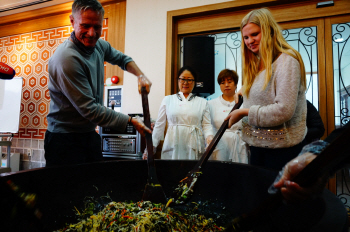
[45,0,151,167]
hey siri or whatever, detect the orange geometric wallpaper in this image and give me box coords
[0,19,108,139]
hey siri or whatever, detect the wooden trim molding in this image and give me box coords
[0,0,123,27]
[0,0,126,38]
[0,2,73,27]
[177,0,350,35]
[105,1,127,84]
[0,12,73,38]
[165,12,175,96]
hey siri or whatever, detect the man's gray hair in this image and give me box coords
[72,0,104,16]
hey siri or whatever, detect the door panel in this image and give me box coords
[280,19,327,137]
[282,16,350,202]
[325,14,350,211]
[325,15,350,131]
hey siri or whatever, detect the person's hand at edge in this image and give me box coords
[225,108,249,127]
[143,148,147,160]
[125,61,152,94]
[131,116,151,137]
[142,146,157,160]
[273,152,329,204]
[138,74,152,94]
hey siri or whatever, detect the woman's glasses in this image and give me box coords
[178,78,195,84]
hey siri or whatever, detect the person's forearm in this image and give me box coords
[240,108,249,117]
[227,108,249,127]
[126,61,143,77]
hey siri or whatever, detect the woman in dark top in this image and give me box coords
[304,100,325,145]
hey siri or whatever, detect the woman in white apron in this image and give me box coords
[208,69,249,163]
[149,66,214,160]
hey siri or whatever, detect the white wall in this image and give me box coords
[122,0,230,119]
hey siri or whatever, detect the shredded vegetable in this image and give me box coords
[56,200,224,232]
[170,171,202,205]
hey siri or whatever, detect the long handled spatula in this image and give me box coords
[167,95,243,206]
[141,87,167,204]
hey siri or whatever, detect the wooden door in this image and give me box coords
[280,15,350,198]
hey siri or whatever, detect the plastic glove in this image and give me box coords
[270,141,330,204]
[205,135,214,150]
[138,74,152,94]
[142,146,157,160]
[131,115,151,137]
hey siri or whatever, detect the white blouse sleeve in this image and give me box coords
[152,97,167,147]
[202,101,214,139]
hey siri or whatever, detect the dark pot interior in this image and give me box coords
[0,160,278,231]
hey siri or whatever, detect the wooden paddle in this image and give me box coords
[141,87,167,204]
[167,95,244,206]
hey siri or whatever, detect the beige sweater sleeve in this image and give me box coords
[248,53,301,127]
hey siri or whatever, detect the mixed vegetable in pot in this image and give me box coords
[57,200,224,232]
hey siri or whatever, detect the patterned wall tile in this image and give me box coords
[0,19,108,139]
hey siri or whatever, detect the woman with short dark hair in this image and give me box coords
[208,69,249,162]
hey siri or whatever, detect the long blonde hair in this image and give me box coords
[240,8,306,97]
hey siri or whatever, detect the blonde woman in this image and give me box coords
[226,8,307,170]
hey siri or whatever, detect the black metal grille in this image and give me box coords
[283,27,319,107]
[332,23,350,128]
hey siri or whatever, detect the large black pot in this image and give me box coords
[1,160,333,232]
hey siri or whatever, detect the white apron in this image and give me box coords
[152,92,214,160]
[208,96,249,163]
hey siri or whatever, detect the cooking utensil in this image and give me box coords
[167,95,243,206]
[224,122,350,231]
[140,86,167,204]
[0,177,44,231]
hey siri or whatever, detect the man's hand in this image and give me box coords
[142,146,157,160]
[138,74,152,94]
[143,149,148,160]
[130,116,151,137]
[125,61,152,94]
